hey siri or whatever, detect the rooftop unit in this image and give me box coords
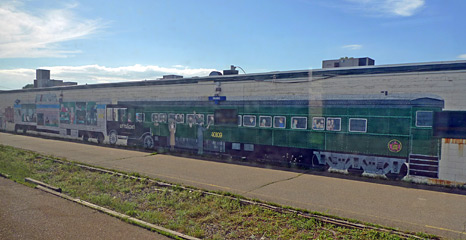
[323,57,375,69]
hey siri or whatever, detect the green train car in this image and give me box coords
[106,94,444,179]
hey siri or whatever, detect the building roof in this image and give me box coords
[2,60,466,94]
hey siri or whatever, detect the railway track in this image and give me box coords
[35,156,432,240]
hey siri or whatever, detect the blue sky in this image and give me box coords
[0,0,465,90]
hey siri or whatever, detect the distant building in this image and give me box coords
[322,57,375,68]
[33,69,77,88]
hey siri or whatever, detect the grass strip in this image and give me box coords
[0,144,438,239]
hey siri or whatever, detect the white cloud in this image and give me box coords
[457,54,466,60]
[342,44,363,50]
[0,64,218,90]
[386,0,425,16]
[345,0,425,17]
[0,1,104,58]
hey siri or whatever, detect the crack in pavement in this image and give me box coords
[244,172,307,194]
[97,153,156,163]
[98,155,145,163]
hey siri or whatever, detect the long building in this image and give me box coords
[1,60,466,184]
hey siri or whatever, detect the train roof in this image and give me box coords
[308,93,445,108]
[2,60,466,94]
[115,93,444,108]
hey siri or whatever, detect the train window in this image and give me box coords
[107,108,114,121]
[76,102,87,125]
[37,113,44,126]
[244,144,254,151]
[187,114,195,125]
[259,116,272,128]
[113,108,119,122]
[86,102,98,126]
[416,111,433,127]
[214,109,237,125]
[159,113,167,123]
[291,117,307,129]
[195,114,204,125]
[136,113,144,122]
[175,114,184,124]
[273,116,286,128]
[127,110,134,123]
[349,118,367,132]
[312,117,325,130]
[232,143,241,150]
[243,115,256,127]
[326,118,341,131]
[60,103,73,124]
[238,115,242,126]
[207,114,214,126]
[196,114,204,125]
[151,113,158,122]
[168,113,175,121]
[117,108,127,123]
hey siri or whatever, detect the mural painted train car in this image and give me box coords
[11,93,107,143]
[2,91,445,180]
[104,95,444,179]
[2,60,466,181]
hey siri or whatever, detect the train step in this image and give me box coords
[408,154,439,178]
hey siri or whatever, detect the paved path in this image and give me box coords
[0,177,170,240]
[1,132,466,239]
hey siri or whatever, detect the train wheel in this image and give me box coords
[108,130,118,145]
[311,154,327,170]
[399,163,408,177]
[386,164,408,180]
[96,134,104,144]
[143,135,155,149]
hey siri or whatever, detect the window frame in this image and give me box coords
[159,113,167,123]
[326,117,342,131]
[312,117,325,131]
[106,108,114,121]
[195,114,205,125]
[175,113,184,124]
[243,115,256,127]
[349,118,367,133]
[186,114,195,125]
[259,116,272,128]
[168,113,176,121]
[416,111,434,127]
[151,113,159,122]
[291,116,307,130]
[273,116,286,129]
[238,115,242,126]
[135,113,145,123]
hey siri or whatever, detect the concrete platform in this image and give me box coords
[0,177,170,240]
[1,132,466,239]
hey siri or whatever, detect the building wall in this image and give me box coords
[440,139,466,182]
[309,70,466,110]
[1,67,466,182]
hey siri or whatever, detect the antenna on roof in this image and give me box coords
[233,65,246,74]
